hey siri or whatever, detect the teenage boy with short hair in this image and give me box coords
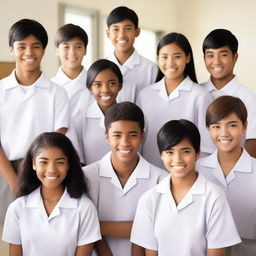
[202,28,256,157]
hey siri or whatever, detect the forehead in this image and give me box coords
[211,112,242,124]
[205,46,233,54]
[109,19,135,28]
[13,34,42,45]
[59,37,85,45]
[35,146,67,158]
[159,43,184,54]
[168,138,194,150]
[108,120,141,132]
[94,69,119,81]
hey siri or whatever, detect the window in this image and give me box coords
[59,5,99,69]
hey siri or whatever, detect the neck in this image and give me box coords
[211,74,235,90]
[171,171,197,190]
[41,185,64,202]
[62,66,83,80]
[111,154,139,185]
[164,75,185,95]
[114,48,134,65]
[15,68,41,86]
[217,147,242,177]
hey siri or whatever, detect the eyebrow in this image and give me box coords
[205,49,230,53]
[37,157,66,160]
[16,42,42,46]
[112,131,139,134]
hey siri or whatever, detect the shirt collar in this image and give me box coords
[86,101,105,128]
[99,152,150,194]
[108,49,141,70]
[204,76,240,95]
[4,70,51,90]
[152,76,194,101]
[26,187,78,209]
[198,148,253,174]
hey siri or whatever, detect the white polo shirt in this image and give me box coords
[137,76,215,168]
[197,149,256,240]
[2,187,101,256]
[108,49,158,92]
[116,80,138,103]
[83,152,167,256]
[51,67,93,118]
[202,77,256,141]
[0,71,69,161]
[67,101,109,165]
[131,173,241,256]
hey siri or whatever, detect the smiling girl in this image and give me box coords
[68,59,124,165]
[136,32,214,168]
[197,96,256,255]
[131,119,241,256]
[2,132,101,256]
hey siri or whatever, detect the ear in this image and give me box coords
[243,120,248,132]
[234,52,238,63]
[195,152,200,161]
[135,27,140,37]
[186,53,191,64]
[105,131,110,144]
[32,161,36,171]
[10,47,14,56]
[141,131,145,143]
[106,28,111,39]
[55,47,60,56]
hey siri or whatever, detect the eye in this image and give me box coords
[211,124,220,129]
[228,123,238,128]
[92,82,101,87]
[56,161,65,165]
[112,134,121,138]
[164,151,173,155]
[183,150,191,154]
[109,81,117,86]
[130,133,138,138]
[206,54,213,58]
[39,160,47,165]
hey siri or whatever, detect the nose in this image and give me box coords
[25,46,33,56]
[46,162,57,173]
[120,135,130,146]
[213,55,221,65]
[101,84,110,93]
[220,126,229,136]
[173,152,182,163]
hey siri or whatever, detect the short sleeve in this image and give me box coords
[54,85,69,131]
[2,201,21,245]
[77,196,101,246]
[206,189,241,248]
[130,191,158,251]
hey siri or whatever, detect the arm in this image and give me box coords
[94,239,113,256]
[207,248,226,256]
[100,221,133,238]
[75,243,93,256]
[245,139,256,158]
[0,147,17,193]
[145,248,158,256]
[131,243,145,256]
[9,244,22,256]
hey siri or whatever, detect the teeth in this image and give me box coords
[117,40,127,44]
[45,176,57,180]
[119,149,131,153]
[101,96,111,100]
[24,59,36,64]
[68,58,77,61]
[219,139,231,144]
[172,165,185,169]
[213,67,223,71]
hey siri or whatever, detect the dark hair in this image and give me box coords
[54,23,88,47]
[157,119,200,154]
[202,29,238,54]
[106,6,139,28]
[15,132,88,198]
[104,101,144,132]
[9,19,48,49]
[86,59,123,89]
[206,96,247,127]
[155,32,197,83]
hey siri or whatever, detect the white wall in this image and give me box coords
[1,0,256,92]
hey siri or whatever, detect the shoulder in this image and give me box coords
[83,161,101,179]
[139,54,157,67]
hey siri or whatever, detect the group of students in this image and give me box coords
[0,5,256,256]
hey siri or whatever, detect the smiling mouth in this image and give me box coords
[171,165,185,170]
[101,95,112,101]
[119,149,132,154]
[117,40,127,44]
[45,176,58,180]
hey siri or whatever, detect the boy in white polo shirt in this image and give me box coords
[106,6,158,93]
[197,96,256,255]
[131,119,241,256]
[52,24,93,118]
[202,29,256,157]
[83,102,167,256]
[0,19,69,224]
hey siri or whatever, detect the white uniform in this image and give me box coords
[131,173,241,256]
[197,149,256,255]
[0,71,69,224]
[0,71,69,161]
[202,77,256,143]
[83,152,167,256]
[108,49,158,92]
[51,67,93,118]
[137,76,215,168]
[67,101,109,165]
[2,187,101,256]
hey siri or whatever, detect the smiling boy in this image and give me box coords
[82,102,167,256]
[202,29,256,157]
[106,6,158,93]
[0,19,69,224]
